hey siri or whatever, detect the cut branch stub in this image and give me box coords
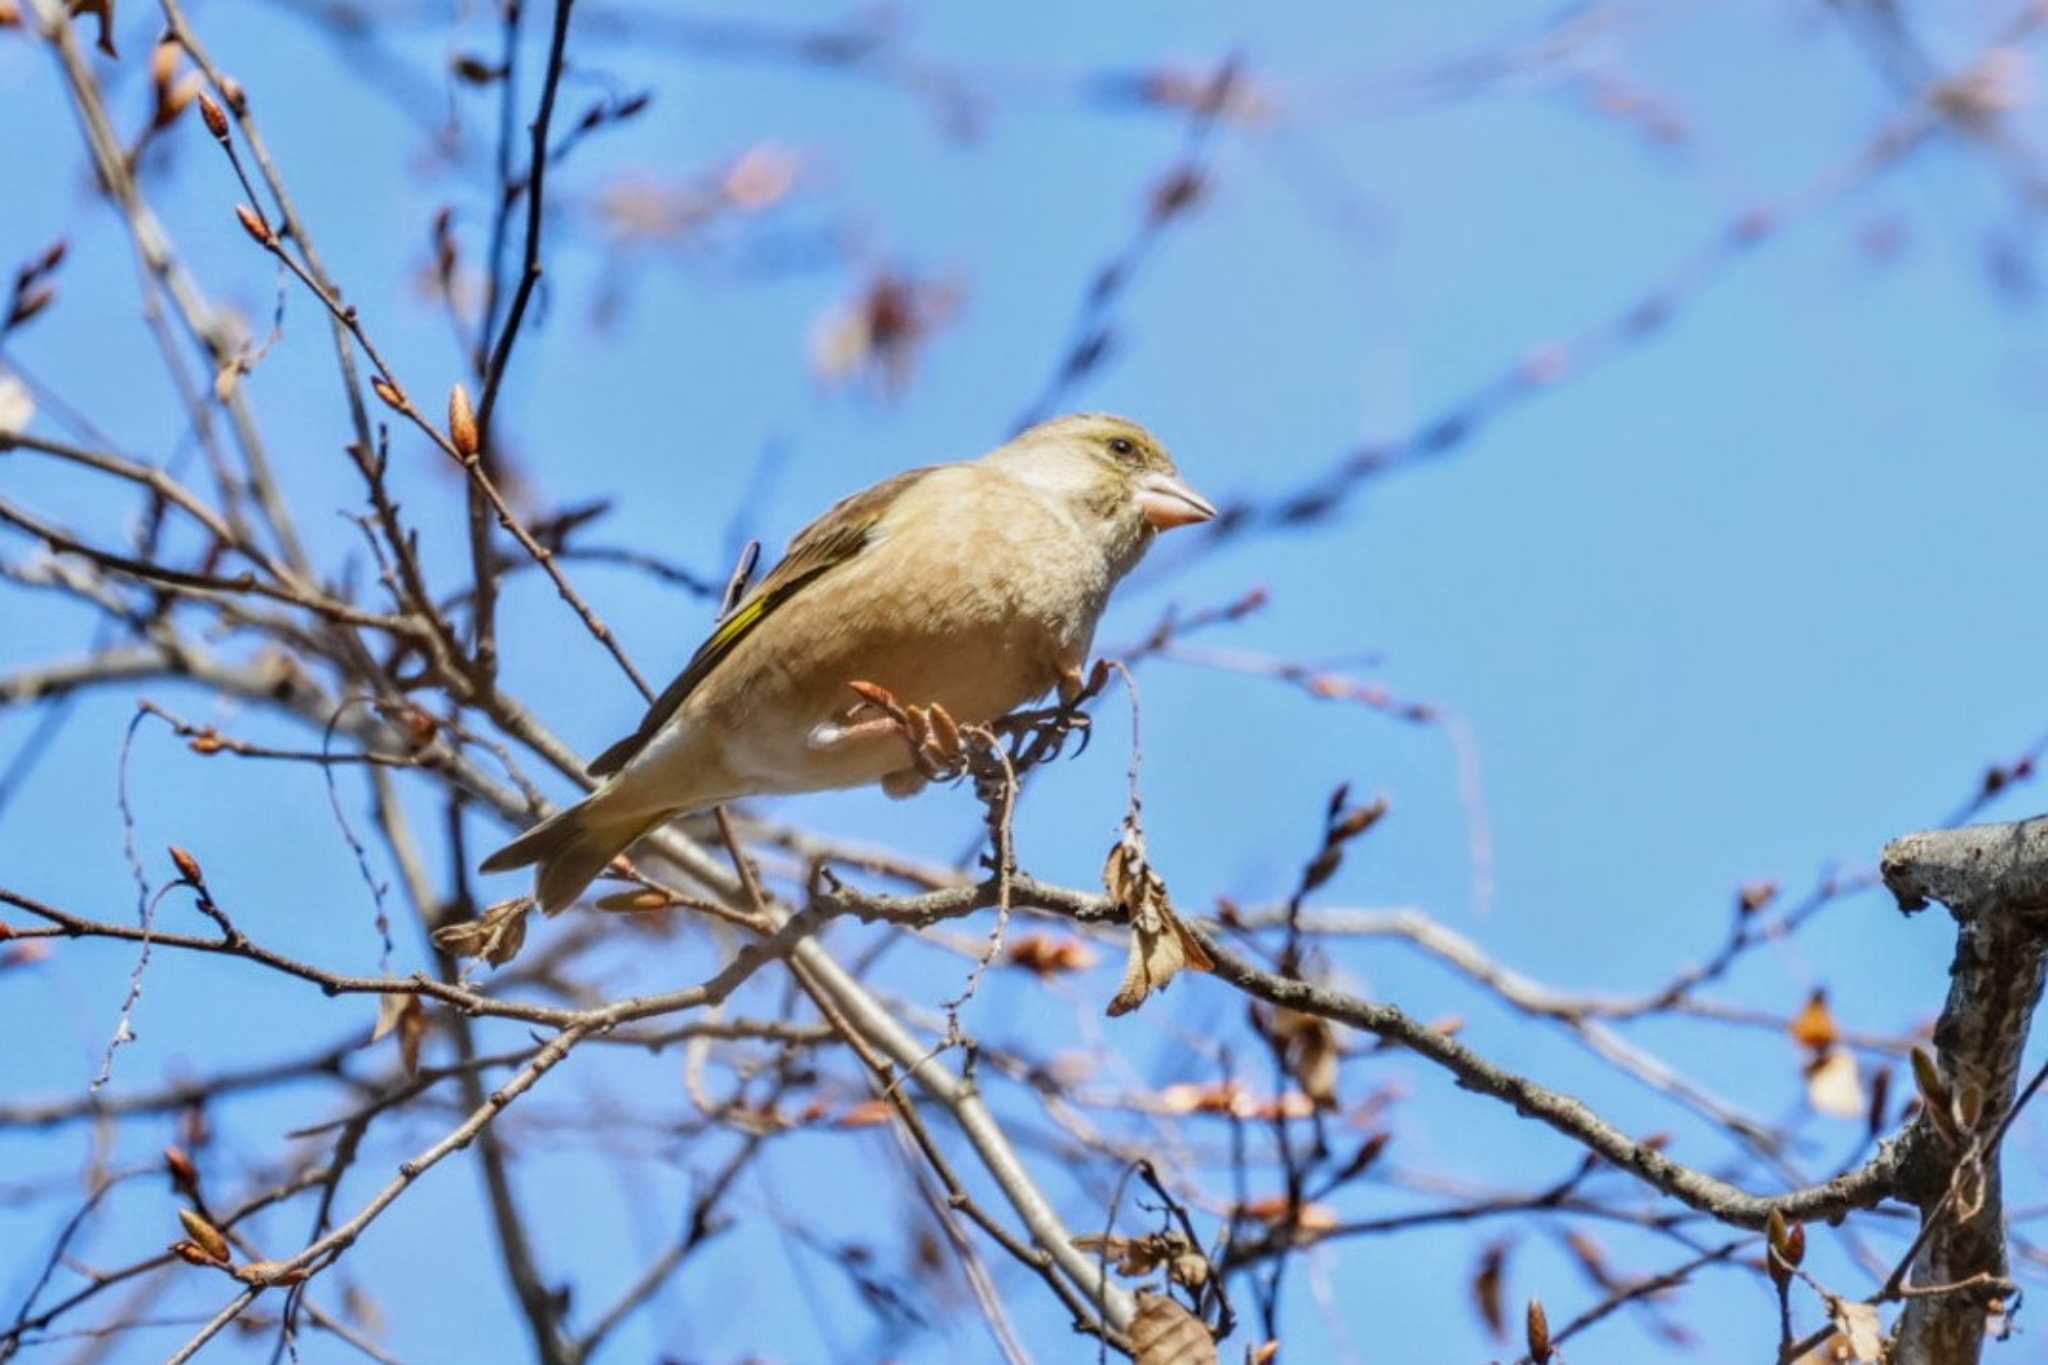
[1881,815,2048,1365]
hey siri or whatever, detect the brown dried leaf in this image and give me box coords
[370,993,426,1074]
[1104,822,1212,1016]
[1828,1298,1885,1362]
[431,898,531,967]
[1130,1291,1216,1365]
[1266,1006,1342,1108]
[370,992,408,1044]
[1071,1232,1208,1288]
[1158,1081,1245,1116]
[396,998,427,1076]
[835,1098,895,1128]
[1472,1240,1510,1340]
[1005,933,1098,976]
[68,0,115,56]
[1562,1230,1622,1292]
[1235,1197,1337,1232]
[1072,1233,1158,1278]
[1790,988,1839,1051]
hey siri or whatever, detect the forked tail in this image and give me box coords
[479,798,674,912]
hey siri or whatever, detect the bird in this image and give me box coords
[480,413,1216,911]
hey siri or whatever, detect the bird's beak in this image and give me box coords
[1135,470,1217,530]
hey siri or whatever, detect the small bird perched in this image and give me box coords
[481,413,1215,911]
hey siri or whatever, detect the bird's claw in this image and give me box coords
[993,701,1093,764]
[847,681,971,782]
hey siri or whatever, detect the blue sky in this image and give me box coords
[5,2,2048,1361]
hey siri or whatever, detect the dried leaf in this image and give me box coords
[1562,1230,1622,1292]
[1072,1232,1208,1288]
[68,0,115,56]
[1159,1081,1244,1116]
[835,1098,895,1128]
[722,142,801,210]
[1828,1298,1886,1362]
[1266,1006,1342,1108]
[370,992,409,1044]
[0,373,33,434]
[396,999,427,1075]
[370,993,426,1074]
[1805,1047,1865,1119]
[1790,988,1839,1051]
[1235,1197,1337,1232]
[1104,821,1211,1016]
[1130,1292,1216,1365]
[431,898,531,967]
[1472,1240,1510,1340]
[1005,933,1098,976]
[808,271,962,395]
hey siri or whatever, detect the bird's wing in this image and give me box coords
[586,466,939,778]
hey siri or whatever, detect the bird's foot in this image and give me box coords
[846,681,971,782]
[995,659,1110,769]
[991,702,1092,763]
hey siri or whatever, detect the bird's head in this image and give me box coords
[984,414,1216,545]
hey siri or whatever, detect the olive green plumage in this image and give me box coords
[481,413,1215,911]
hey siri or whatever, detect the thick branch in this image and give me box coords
[1882,816,2048,1365]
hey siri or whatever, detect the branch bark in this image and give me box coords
[1882,816,2048,1365]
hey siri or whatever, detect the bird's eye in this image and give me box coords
[1108,436,1137,458]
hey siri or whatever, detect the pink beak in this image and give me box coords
[1135,470,1218,531]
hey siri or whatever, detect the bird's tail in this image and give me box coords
[479,795,675,913]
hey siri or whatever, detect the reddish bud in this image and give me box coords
[169,1240,219,1267]
[447,382,478,458]
[6,284,54,330]
[234,203,274,247]
[177,1208,230,1262]
[164,1145,199,1193]
[168,846,204,885]
[1526,1297,1553,1363]
[197,91,229,139]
